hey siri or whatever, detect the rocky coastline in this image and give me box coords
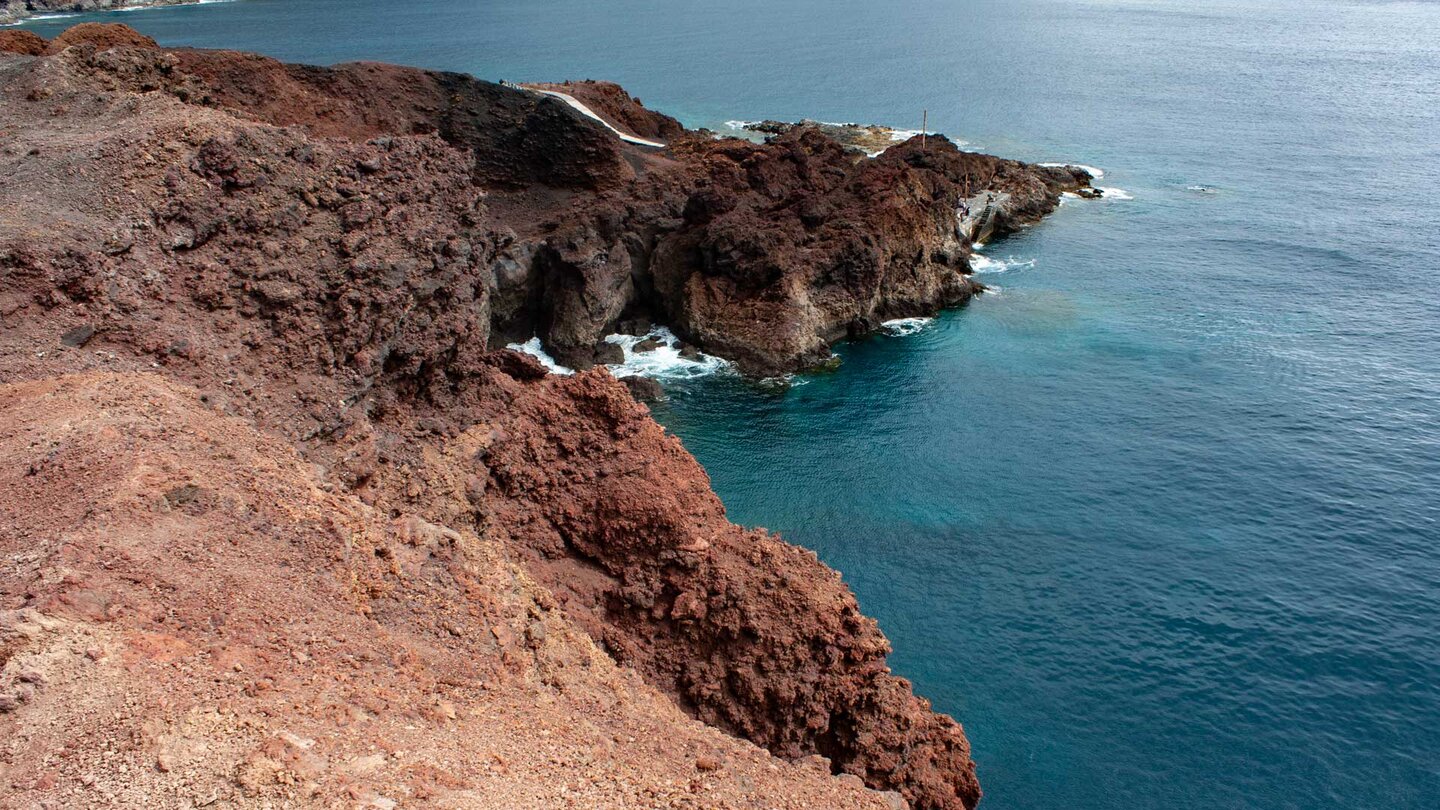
[0,0,200,26]
[738,119,921,157]
[0,24,1093,809]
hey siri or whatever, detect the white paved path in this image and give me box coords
[528,88,667,149]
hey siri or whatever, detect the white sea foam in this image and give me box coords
[1186,185,1220,194]
[970,254,1037,274]
[1095,186,1134,200]
[1039,162,1105,179]
[6,0,233,24]
[881,317,935,337]
[603,326,730,380]
[8,12,78,23]
[506,337,574,375]
[725,120,760,130]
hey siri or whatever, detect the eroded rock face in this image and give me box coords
[489,123,1089,374]
[474,370,981,810]
[0,27,1091,809]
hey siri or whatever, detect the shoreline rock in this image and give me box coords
[741,118,914,156]
[0,0,200,26]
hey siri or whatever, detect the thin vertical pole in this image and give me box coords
[921,109,928,151]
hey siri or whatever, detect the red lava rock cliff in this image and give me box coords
[0,24,1091,808]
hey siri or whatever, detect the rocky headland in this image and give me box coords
[0,24,1093,809]
[0,0,200,26]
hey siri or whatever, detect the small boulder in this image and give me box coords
[593,341,625,365]
[60,324,96,348]
[634,337,662,353]
[619,375,663,402]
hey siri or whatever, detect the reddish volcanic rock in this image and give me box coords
[0,371,903,810]
[4,25,1087,374]
[0,26,1092,808]
[0,30,47,56]
[165,51,636,190]
[43,22,159,54]
[474,369,982,810]
[503,125,1088,374]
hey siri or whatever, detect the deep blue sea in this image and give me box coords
[22,1,1440,807]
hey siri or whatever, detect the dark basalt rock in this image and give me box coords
[594,341,626,365]
[60,324,96,348]
[618,374,664,402]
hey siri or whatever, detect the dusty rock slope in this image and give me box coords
[0,24,1088,809]
[0,372,898,809]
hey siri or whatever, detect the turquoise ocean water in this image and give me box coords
[21,1,1440,806]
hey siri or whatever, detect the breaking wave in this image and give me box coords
[881,317,936,336]
[505,337,574,375]
[603,326,731,380]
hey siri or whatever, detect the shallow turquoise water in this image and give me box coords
[22,1,1440,807]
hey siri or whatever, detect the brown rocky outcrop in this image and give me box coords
[472,370,981,810]
[0,29,47,56]
[1,27,1093,808]
[43,20,159,53]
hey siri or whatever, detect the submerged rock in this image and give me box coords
[618,374,664,402]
